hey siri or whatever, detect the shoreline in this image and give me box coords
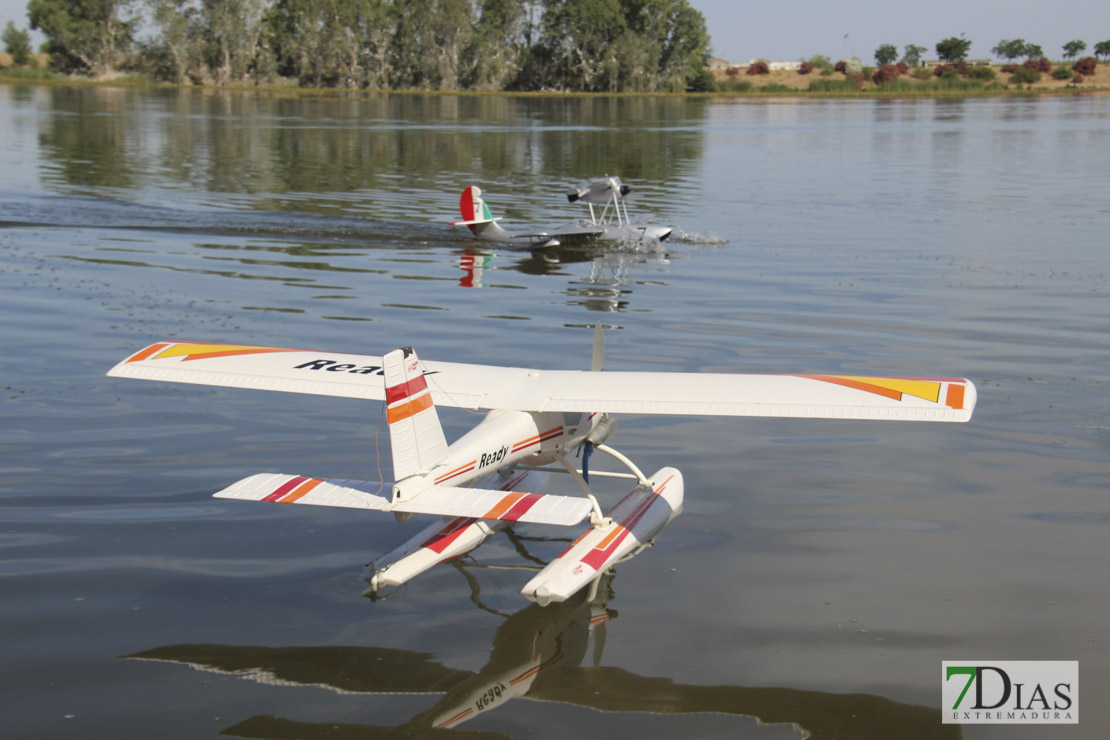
[2,58,1108,100]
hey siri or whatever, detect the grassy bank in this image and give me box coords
[3,54,1108,99]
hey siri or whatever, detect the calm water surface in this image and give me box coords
[1,85,1108,739]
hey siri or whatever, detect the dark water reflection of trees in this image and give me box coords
[36,87,706,201]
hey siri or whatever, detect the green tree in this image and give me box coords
[534,0,707,93]
[935,36,971,63]
[1024,43,1044,59]
[465,0,530,90]
[201,0,266,83]
[1096,40,1110,60]
[902,43,926,67]
[807,53,832,70]
[1062,40,1086,59]
[3,21,32,65]
[874,43,897,66]
[145,0,203,82]
[538,0,627,91]
[27,0,135,75]
[991,38,1027,61]
[388,0,476,89]
[654,0,710,91]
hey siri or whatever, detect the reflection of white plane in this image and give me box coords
[108,325,976,604]
[127,575,964,740]
[451,176,673,248]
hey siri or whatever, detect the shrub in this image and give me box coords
[872,64,900,85]
[760,83,792,92]
[1073,56,1097,75]
[896,61,909,75]
[1052,66,1073,80]
[912,67,933,80]
[1010,67,1041,84]
[807,54,833,70]
[934,62,969,77]
[746,61,769,75]
[1024,57,1051,74]
[1073,74,1085,84]
[798,62,813,75]
[967,66,996,80]
[834,60,847,72]
[1000,64,1018,73]
[688,69,717,92]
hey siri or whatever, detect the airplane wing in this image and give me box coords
[214,473,591,526]
[109,342,975,422]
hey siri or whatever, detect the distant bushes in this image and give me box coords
[798,62,813,75]
[934,62,968,77]
[1024,57,1052,74]
[966,66,996,80]
[746,61,769,75]
[1010,67,1042,84]
[1073,56,1097,75]
[872,64,900,85]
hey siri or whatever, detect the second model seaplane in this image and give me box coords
[451,176,673,248]
[107,326,976,605]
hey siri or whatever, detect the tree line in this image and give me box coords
[869,36,1110,67]
[7,0,709,92]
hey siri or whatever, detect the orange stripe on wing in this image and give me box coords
[946,382,966,410]
[279,477,323,504]
[127,343,170,363]
[149,343,300,362]
[483,491,527,520]
[387,393,433,424]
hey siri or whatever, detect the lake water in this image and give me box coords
[1,85,1107,739]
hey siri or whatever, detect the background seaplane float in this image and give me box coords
[108,325,976,605]
[451,176,673,248]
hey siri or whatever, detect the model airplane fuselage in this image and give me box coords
[108,326,976,604]
[451,177,673,248]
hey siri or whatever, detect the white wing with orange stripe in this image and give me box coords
[108,341,976,422]
[213,473,591,527]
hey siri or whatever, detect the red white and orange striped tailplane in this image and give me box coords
[383,347,449,480]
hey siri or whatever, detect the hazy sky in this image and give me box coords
[3,0,1109,64]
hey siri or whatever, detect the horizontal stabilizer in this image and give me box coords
[450,217,502,226]
[213,473,587,526]
[392,486,591,527]
[214,474,390,510]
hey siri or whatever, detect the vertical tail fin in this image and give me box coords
[383,347,448,481]
[458,185,493,229]
[451,186,512,241]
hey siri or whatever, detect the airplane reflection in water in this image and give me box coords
[126,573,961,740]
[457,242,672,313]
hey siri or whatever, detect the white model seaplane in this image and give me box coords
[450,176,673,248]
[107,326,976,605]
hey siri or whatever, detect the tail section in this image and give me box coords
[451,186,510,241]
[384,347,449,481]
